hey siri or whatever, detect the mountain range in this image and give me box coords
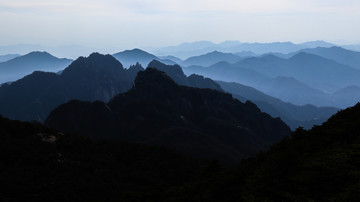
[0,43,359,201]
[0,51,341,130]
[217,81,338,129]
[181,51,242,67]
[45,68,291,164]
[184,52,360,108]
[284,46,360,69]
[1,87,360,201]
[0,54,20,62]
[0,53,220,122]
[0,51,72,84]
[147,40,336,59]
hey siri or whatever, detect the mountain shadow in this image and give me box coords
[173,102,360,201]
[45,68,291,164]
[0,115,205,201]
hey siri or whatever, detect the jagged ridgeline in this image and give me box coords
[0,51,339,130]
[0,53,220,122]
[45,68,291,164]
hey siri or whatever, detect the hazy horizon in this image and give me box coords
[1,0,360,51]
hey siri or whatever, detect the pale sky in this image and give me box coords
[0,0,359,50]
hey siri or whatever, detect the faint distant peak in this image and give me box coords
[300,40,335,48]
[218,40,242,47]
[179,41,215,46]
[210,61,232,67]
[290,51,316,59]
[113,48,157,57]
[25,51,53,57]
[259,54,283,60]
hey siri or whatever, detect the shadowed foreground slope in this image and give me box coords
[0,115,204,201]
[172,103,360,201]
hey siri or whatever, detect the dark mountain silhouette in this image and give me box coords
[0,54,20,62]
[0,54,221,122]
[176,103,360,201]
[181,51,242,67]
[2,85,359,201]
[0,53,139,122]
[287,46,360,69]
[0,115,206,201]
[45,68,291,164]
[147,60,222,91]
[0,51,72,84]
[147,60,189,85]
[217,81,339,129]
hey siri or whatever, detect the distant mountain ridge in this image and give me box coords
[0,53,138,122]
[285,46,360,69]
[0,54,20,62]
[148,40,336,59]
[113,48,177,68]
[181,51,242,67]
[217,81,339,129]
[0,51,72,84]
[185,52,360,108]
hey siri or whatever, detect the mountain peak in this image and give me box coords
[112,49,158,68]
[22,51,55,59]
[62,53,124,77]
[134,68,178,90]
[114,48,156,58]
[290,52,319,60]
